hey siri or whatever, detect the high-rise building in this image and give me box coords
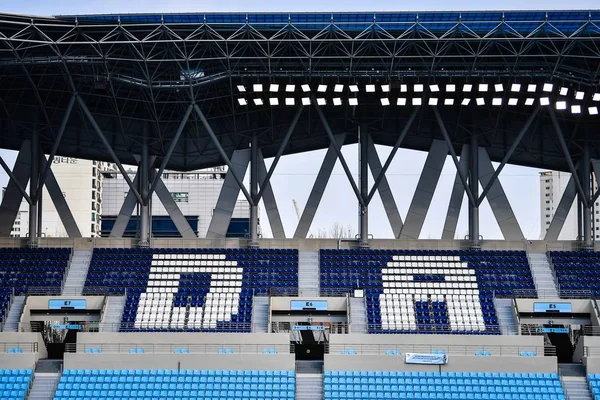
[540,171,599,240]
[100,167,255,238]
[4,157,108,238]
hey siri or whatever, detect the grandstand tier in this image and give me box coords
[83,248,298,332]
[0,247,71,326]
[320,249,536,334]
[0,369,33,400]
[54,369,296,400]
[548,251,600,297]
[323,370,566,400]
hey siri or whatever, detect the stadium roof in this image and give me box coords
[0,10,599,171]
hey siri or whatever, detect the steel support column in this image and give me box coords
[294,134,346,239]
[477,148,524,240]
[41,155,82,238]
[582,142,592,246]
[249,134,259,246]
[545,172,577,241]
[0,141,32,237]
[258,150,285,239]
[359,124,369,246]
[400,140,448,240]
[442,145,469,240]
[139,136,150,247]
[469,133,480,247]
[366,135,403,239]
[110,172,140,238]
[207,149,251,239]
[151,170,197,239]
[28,129,39,246]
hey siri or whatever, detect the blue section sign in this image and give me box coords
[290,300,328,311]
[51,324,83,330]
[538,327,569,333]
[48,299,87,310]
[533,302,572,313]
[292,325,326,331]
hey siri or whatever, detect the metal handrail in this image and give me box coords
[326,343,546,357]
[66,342,293,354]
[0,342,38,352]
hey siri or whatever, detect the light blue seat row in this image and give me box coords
[174,348,189,354]
[342,350,358,355]
[475,350,492,356]
[129,348,145,354]
[519,351,536,357]
[0,369,33,400]
[385,350,402,356]
[324,370,565,400]
[6,348,24,354]
[85,348,101,354]
[54,369,295,400]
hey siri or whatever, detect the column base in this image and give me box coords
[27,239,39,248]
[248,240,260,249]
[357,240,370,249]
[579,240,594,251]
[137,239,150,248]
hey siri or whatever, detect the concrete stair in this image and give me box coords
[494,298,518,335]
[100,295,126,332]
[298,251,319,297]
[528,252,559,299]
[62,249,93,296]
[27,372,60,400]
[562,376,592,400]
[2,295,25,332]
[296,362,323,400]
[349,297,367,334]
[251,296,269,333]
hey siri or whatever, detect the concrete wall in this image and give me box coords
[328,334,544,356]
[76,332,289,346]
[0,238,588,251]
[270,297,347,311]
[0,354,37,369]
[515,299,592,313]
[586,358,600,374]
[325,355,558,373]
[0,332,47,359]
[20,296,105,329]
[64,354,295,371]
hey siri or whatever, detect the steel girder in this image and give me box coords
[0,12,598,173]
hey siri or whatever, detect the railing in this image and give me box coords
[558,288,594,299]
[326,343,546,357]
[0,342,38,353]
[582,326,600,336]
[14,321,264,333]
[365,324,518,336]
[66,342,294,354]
[0,288,15,331]
[270,322,349,334]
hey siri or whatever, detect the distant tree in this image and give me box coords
[314,222,353,239]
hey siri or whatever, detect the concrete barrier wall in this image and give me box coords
[325,355,558,373]
[0,354,37,369]
[0,332,47,359]
[586,358,600,374]
[63,354,296,371]
[329,333,544,346]
[77,332,289,346]
[0,237,586,252]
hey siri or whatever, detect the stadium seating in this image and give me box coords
[0,247,71,326]
[588,373,600,399]
[83,248,298,332]
[320,249,536,334]
[323,370,565,400]
[0,369,33,400]
[54,369,296,400]
[548,251,600,297]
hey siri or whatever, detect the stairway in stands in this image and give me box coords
[349,297,367,334]
[528,252,559,299]
[62,249,93,296]
[28,372,60,400]
[2,295,25,332]
[560,364,592,400]
[494,298,518,335]
[295,361,324,400]
[251,296,269,333]
[100,296,126,332]
[298,251,319,297]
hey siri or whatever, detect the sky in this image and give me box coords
[1,0,595,240]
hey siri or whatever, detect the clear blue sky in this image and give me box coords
[1,0,595,240]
